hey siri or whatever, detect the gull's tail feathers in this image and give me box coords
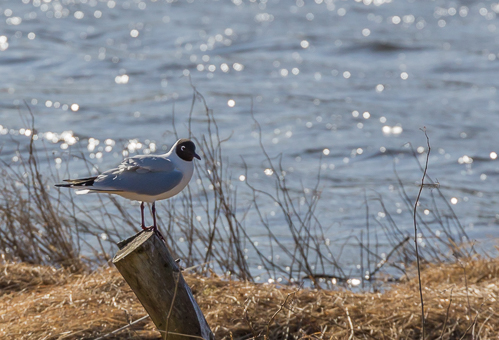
[55,176,97,188]
[75,188,124,195]
[55,177,125,195]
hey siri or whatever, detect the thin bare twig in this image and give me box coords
[458,312,480,340]
[458,260,472,322]
[413,127,431,340]
[439,287,454,340]
[476,312,494,338]
[164,271,181,340]
[94,315,150,340]
[265,290,297,339]
[243,300,258,339]
[345,307,354,340]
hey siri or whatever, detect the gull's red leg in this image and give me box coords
[152,201,157,229]
[152,202,165,241]
[143,202,165,242]
[140,202,147,230]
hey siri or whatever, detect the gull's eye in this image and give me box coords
[181,146,186,151]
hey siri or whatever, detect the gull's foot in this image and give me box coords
[142,225,166,242]
[141,225,155,231]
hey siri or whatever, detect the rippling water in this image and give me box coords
[1,0,499,280]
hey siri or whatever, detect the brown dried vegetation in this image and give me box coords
[1,257,498,340]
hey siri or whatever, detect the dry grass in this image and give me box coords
[1,257,497,340]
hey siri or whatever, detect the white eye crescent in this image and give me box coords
[181,146,186,151]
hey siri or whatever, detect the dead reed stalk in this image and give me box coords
[413,128,431,339]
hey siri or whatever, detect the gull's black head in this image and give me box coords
[175,139,201,162]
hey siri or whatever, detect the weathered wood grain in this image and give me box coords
[113,230,213,340]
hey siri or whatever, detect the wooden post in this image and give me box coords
[112,230,213,340]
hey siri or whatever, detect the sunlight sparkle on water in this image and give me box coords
[348,278,361,286]
[490,152,497,159]
[115,75,129,84]
[87,137,99,151]
[61,131,77,145]
[264,168,274,176]
[127,139,142,152]
[0,36,8,51]
[233,63,244,71]
[451,197,458,204]
[382,126,403,135]
[458,155,473,164]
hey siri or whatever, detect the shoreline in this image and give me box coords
[1,257,497,339]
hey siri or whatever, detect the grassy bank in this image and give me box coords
[1,257,498,339]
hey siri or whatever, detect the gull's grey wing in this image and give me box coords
[92,155,183,196]
[118,155,176,173]
[94,170,183,196]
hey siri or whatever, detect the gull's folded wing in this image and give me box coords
[92,155,184,196]
[118,155,176,173]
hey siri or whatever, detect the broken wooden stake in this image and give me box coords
[113,230,213,340]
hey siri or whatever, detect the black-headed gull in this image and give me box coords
[56,138,201,233]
